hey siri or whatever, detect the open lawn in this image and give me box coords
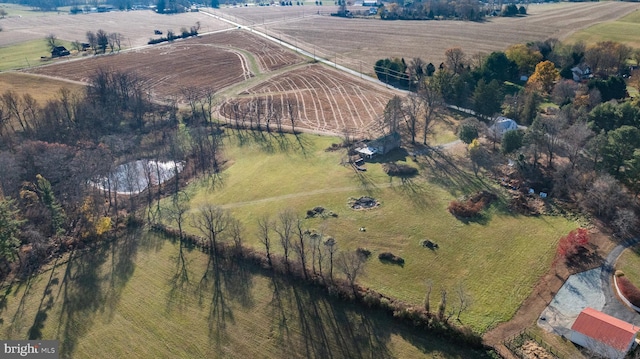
[617,246,640,283]
[172,132,577,333]
[565,9,640,48]
[0,231,493,358]
[0,72,84,104]
[0,39,68,72]
[234,2,639,74]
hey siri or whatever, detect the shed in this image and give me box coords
[488,117,518,138]
[569,307,640,359]
[51,46,70,58]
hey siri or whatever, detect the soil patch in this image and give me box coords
[349,196,379,210]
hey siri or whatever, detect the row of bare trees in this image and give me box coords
[225,97,299,134]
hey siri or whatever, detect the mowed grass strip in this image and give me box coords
[565,9,640,48]
[0,232,492,358]
[176,131,577,332]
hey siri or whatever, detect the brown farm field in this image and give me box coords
[220,63,394,136]
[0,10,232,48]
[27,41,250,100]
[190,30,304,72]
[239,2,639,74]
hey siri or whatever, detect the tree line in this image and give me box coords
[153,201,485,351]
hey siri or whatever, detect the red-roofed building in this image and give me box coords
[570,307,640,359]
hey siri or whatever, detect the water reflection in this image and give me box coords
[96,160,184,194]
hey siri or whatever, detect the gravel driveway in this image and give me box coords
[538,238,640,337]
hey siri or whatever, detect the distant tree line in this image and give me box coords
[379,0,485,21]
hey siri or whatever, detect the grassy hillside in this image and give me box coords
[0,72,84,103]
[566,9,640,48]
[171,131,577,333]
[0,231,493,358]
[0,39,77,71]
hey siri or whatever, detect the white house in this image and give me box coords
[569,307,640,359]
[488,117,518,139]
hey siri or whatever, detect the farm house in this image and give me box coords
[488,117,518,138]
[569,307,640,359]
[356,132,401,159]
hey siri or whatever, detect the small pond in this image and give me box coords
[96,160,184,194]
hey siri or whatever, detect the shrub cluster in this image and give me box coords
[378,252,404,265]
[147,29,198,45]
[616,274,640,308]
[448,191,497,218]
[382,162,418,177]
[356,247,371,258]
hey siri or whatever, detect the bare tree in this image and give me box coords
[192,204,232,256]
[382,96,403,135]
[538,113,568,168]
[402,93,422,144]
[257,214,273,267]
[437,288,447,321]
[455,284,472,322]
[444,47,466,74]
[294,217,309,279]
[45,33,58,52]
[164,191,190,241]
[419,78,442,145]
[613,208,637,239]
[337,250,366,290]
[275,209,295,271]
[424,279,433,313]
[562,122,593,169]
[324,237,337,281]
[86,31,98,54]
[286,98,297,134]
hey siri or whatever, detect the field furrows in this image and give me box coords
[26,42,250,100]
[267,2,639,72]
[191,30,303,72]
[220,64,394,136]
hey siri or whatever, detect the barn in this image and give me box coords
[569,307,640,359]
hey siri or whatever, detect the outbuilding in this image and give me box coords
[569,307,640,359]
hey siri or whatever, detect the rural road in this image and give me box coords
[199,9,408,93]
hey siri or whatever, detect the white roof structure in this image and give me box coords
[489,117,518,138]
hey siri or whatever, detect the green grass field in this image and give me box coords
[0,39,75,72]
[566,9,640,48]
[617,246,640,282]
[170,130,577,333]
[0,3,70,18]
[0,231,493,358]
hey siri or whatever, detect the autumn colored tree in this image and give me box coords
[556,228,589,260]
[505,44,543,75]
[527,60,559,94]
